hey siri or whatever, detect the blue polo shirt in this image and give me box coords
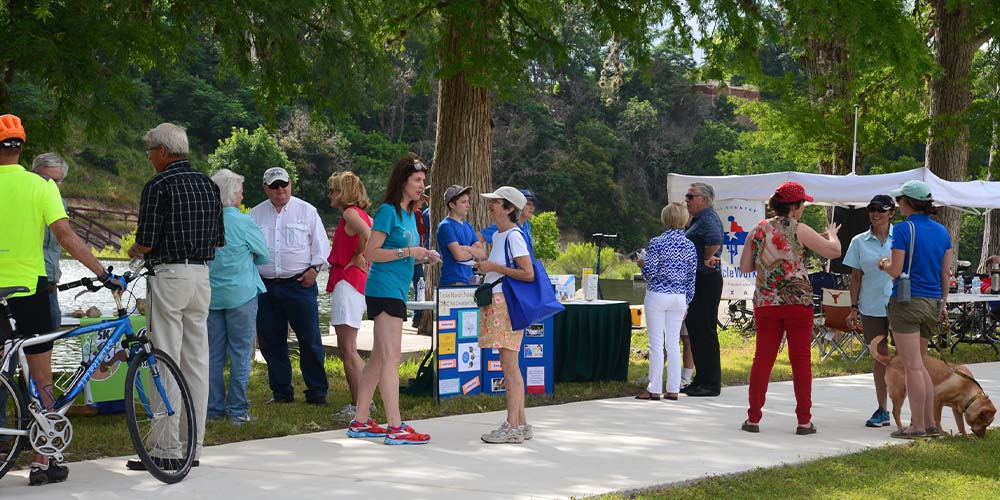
[436,217,477,285]
[842,226,893,317]
[365,203,418,302]
[685,206,723,274]
[890,214,951,299]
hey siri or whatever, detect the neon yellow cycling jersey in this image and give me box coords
[0,164,68,296]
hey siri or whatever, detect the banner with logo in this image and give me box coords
[714,199,766,300]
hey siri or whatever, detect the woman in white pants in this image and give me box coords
[636,202,697,400]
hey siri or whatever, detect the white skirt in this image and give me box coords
[330,280,366,329]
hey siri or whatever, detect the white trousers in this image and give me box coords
[148,263,210,459]
[644,291,687,394]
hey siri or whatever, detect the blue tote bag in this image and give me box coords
[502,229,565,330]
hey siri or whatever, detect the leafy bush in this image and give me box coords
[531,211,560,261]
[209,126,296,208]
[546,242,640,280]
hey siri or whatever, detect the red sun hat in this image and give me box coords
[774,181,813,203]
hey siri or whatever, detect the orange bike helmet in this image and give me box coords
[0,114,26,145]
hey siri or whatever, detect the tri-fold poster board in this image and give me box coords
[434,286,554,401]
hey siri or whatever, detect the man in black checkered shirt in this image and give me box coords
[126,122,223,472]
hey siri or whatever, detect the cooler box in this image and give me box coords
[629,305,645,328]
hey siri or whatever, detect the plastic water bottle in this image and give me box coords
[971,276,981,295]
[416,277,426,302]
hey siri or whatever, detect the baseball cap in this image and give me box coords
[481,186,527,210]
[867,194,895,212]
[888,180,933,201]
[773,181,813,203]
[520,189,537,204]
[263,167,290,185]
[443,185,472,205]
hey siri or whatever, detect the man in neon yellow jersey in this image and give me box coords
[0,114,122,486]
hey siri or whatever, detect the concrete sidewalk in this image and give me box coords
[5,362,998,499]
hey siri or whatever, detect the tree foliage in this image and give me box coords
[531,211,561,261]
[208,127,296,208]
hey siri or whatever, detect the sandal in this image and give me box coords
[664,393,679,401]
[741,420,760,433]
[635,391,661,401]
[889,428,927,440]
[796,423,817,435]
[925,426,942,438]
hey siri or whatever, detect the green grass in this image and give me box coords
[34,328,1000,471]
[600,429,1000,500]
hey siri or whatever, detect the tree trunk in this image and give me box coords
[926,0,982,264]
[426,19,494,290]
[979,50,1000,274]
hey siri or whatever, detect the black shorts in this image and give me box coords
[6,276,55,355]
[366,296,407,320]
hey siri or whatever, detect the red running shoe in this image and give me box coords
[347,418,387,438]
[384,423,430,445]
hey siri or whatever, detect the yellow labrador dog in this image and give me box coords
[870,335,995,437]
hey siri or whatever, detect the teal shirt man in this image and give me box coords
[207,206,270,310]
[843,225,893,317]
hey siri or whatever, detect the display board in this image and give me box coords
[714,199,766,300]
[435,286,554,401]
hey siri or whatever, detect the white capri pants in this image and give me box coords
[644,291,688,394]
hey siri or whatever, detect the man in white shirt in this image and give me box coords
[251,167,331,404]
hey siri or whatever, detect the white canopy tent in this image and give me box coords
[666,168,1000,212]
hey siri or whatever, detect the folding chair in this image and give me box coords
[813,288,870,362]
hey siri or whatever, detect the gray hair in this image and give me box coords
[211,168,245,207]
[31,152,69,177]
[143,122,189,156]
[690,182,715,206]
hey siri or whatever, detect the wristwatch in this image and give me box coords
[850,304,859,310]
[396,248,406,259]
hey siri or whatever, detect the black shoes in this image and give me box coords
[126,458,200,471]
[683,385,721,397]
[266,396,294,404]
[29,462,68,486]
[305,398,328,406]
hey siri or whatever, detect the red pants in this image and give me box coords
[748,304,813,425]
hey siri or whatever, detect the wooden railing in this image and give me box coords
[65,206,137,251]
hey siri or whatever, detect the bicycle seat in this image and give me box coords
[0,286,29,301]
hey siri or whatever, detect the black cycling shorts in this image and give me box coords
[365,296,408,321]
[6,276,55,355]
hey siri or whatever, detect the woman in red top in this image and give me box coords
[326,171,373,418]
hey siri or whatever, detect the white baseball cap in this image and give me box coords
[480,186,527,210]
[263,167,290,185]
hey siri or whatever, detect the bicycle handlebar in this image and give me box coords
[56,266,148,293]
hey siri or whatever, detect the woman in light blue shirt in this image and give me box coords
[207,168,270,424]
[843,194,894,428]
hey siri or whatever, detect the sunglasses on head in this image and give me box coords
[412,160,429,171]
[267,180,289,189]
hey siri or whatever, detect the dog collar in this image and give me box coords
[962,392,989,413]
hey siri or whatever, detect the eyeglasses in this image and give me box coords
[145,146,160,157]
[685,193,702,200]
[267,180,289,189]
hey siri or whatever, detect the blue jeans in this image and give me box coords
[256,281,328,401]
[207,296,258,418]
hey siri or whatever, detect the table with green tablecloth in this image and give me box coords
[553,300,632,382]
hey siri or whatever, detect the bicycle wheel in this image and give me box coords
[0,373,27,480]
[124,348,196,484]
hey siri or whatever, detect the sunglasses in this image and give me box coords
[413,160,429,171]
[267,180,289,189]
[867,206,892,213]
[685,193,702,200]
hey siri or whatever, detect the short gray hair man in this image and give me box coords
[143,122,189,156]
[690,182,715,206]
[211,168,245,208]
[32,152,69,179]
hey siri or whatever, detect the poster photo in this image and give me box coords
[458,343,481,372]
[524,344,543,359]
[458,310,479,339]
[491,377,506,393]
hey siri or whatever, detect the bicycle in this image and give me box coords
[0,266,196,484]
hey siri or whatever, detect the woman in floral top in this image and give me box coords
[738,182,841,435]
[636,202,697,401]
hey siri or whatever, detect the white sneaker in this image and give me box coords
[518,424,533,440]
[333,404,357,418]
[481,422,524,444]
